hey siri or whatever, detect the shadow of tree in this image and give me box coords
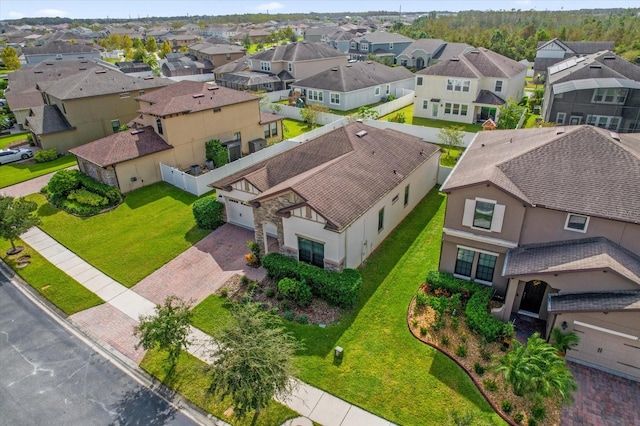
[107,385,179,426]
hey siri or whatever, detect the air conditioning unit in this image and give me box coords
[249,139,266,153]
[190,164,201,175]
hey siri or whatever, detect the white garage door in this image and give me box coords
[569,320,640,380]
[225,198,254,229]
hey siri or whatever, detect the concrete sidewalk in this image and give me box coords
[19,226,393,426]
[0,165,78,198]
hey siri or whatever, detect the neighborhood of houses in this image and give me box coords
[1,10,639,419]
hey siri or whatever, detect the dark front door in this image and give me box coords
[520,280,547,314]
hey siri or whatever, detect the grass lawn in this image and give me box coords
[0,239,103,315]
[524,113,541,128]
[329,101,385,116]
[0,132,30,149]
[31,182,210,287]
[0,155,77,188]
[283,118,314,139]
[140,349,299,426]
[192,189,503,425]
[379,104,483,133]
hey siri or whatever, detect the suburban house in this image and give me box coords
[212,55,251,81]
[21,40,101,64]
[533,38,615,79]
[396,39,475,70]
[413,48,526,124]
[26,67,170,152]
[345,32,414,62]
[161,54,214,78]
[212,122,441,271]
[188,42,246,67]
[218,41,347,92]
[291,61,414,111]
[68,81,283,193]
[165,34,201,51]
[303,26,341,42]
[439,125,640,380]
[541,51,640,133]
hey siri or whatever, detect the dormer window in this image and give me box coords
[565,213,589,233]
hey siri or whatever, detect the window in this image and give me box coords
[260,61,271,72]
[444,103,451,114]
[288,62,293,72]
[461,104,468,116]
[565,213,589,233]
[389,43,394,50]
[556,112,566,125]
[350,41,356,49]
[378,207,385,232]
[422,100,428,109]
[417,76,423,86]
[462,198,505,232]
[392,194,399,204]
[111,120,120,133]
[475,253,497,282]
[400,59,407,66]
[444,103,468,116]
[139,90,145,95]
[270,122,277,136]
[455,248,474,277]
[375,87,381,96]
[360,42,369,52]
[234,131,241,141]
[226,53,231,60]
[463,81,470,92]
[308,90,323,102]
[586,115,621,131]
[61,102,66,114]
[494,80,503,92]
[156,118,163,135]
[330,92,340,105]
[247,60,253,68]
[385,84,390,95]
[264,124,270,138]
[592,88,628,105]
[447,79,470,92]
[404,185,410,207]
[298,237,324,268]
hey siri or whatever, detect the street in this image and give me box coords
[0,273,200,426]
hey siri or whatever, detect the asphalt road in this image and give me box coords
[0,273,200,426]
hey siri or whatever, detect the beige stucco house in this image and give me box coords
[414,48,526,124]
[212,122,441,271]
[69,81,282,193]
[439,125,640,380]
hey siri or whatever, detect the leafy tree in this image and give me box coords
[132,37,143,49]
[283,26,296,43]
[207,301,302,421]
[355,106,379,121]
[241,33,252,49]
[497,99,526,130]
[178,46,189,53]
[495,333,577,404]
[145,36,157,52]
[205,139,228,167]
[134,296,192,366]
[1,46,20,70]
[550,328,580,355]
[122,34,133,50]
[437,126,465,157]
[0,196,42,255]
[0,114,11,130]
[159,40,172,58]
[132,48,147,62]
[300,103,329,128]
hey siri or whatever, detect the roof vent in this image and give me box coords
[144,76,154,80]
[95,70,107,74]
[556,127,565,135]
[356,130,368,138]
[192,93,205,98]
[346,64,352,67]
[207,84,219,90]
[331,67,338,71]
[589,64,602,69]
[609,131,621,141]
[450,57,459,62]
[603,56,616,60]
[130,129,145,135]
[80,60,88,63]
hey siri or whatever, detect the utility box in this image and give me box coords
[190,164,201,175]
[248,139,267,153]
[334,346,343,359]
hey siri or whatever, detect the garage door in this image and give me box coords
[569,320,640,380]
[225,198,254,229]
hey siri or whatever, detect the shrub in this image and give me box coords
[440,335,450,347]
[47,169,80,198]
[455,344,468,358]
[34,148,58,163]
[192,196,224,230]
[278,277,313,307]
[282,310,295,321]
[296,314,309,324]
[76,173,121,204]
[501,400,513,414]
[205,139,228,168]
[265,288,275,298]
[415,291,428,307]
[247,281,260,293]
[279,299,290,311]
[420,326,428,337]
[67,188,108,207]
[531,405,546,420]
[479,345,492,362]
[450,316,459,330]
[527,419,537,426]
[513,413,524,424]
[219,288,229,298]
[483,378,498,392]
[411,319,418,328]
[473,362,485,375]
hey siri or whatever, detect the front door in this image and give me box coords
[519,280,547,314]
[570,116,582,125]
[432,103,438,118]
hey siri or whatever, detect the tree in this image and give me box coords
[437,126,465,157]
[132,37,143,49]
[205,139,228,168]
[0,196,42,255]
[355,106,380,121]
[207,301,302,422]
[1,46,20,70]
[159,40,172,58]
[133,296,192,366]
[299,103,329,128]
[495,333,577,404]
[122,34,133,50]
[550,328,580,355]
[241,33,252,49]
[145,36,157,52]
[497,99,526,129]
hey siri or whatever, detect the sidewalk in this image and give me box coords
[19,226,394,426]
[0,165,78,198]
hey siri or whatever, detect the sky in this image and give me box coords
[1,0,638,21]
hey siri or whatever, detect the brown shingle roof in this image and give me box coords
[441,125,640,224]
[548,290,640,313]
[136,80,258,117]
[504,237,640,286]
[259,112,284,124]
[418,47,526,79]
[213,122,440,231]
[69,126,173,166]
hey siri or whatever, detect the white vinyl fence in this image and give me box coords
[365,120,477,147]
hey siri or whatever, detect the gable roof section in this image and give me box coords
[399,38,446,57]
[37,67,169,100]
[504,237,640,286]
[432,42,475,61]
[293,62,413,92]
[442,125,640,224]
[69,126,173,167]
[27,104,74,135]
[213,55,251,74]
[548,51,640,91]
[136,80,258,117]
[475,89,506,105]
[251,41,345,62]
[189,42,245,56]
[213,122,439,231]
[418,47,526,79]
[357,32,413,44]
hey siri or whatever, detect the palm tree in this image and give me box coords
[550,327,580,355]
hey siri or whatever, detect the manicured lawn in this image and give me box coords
[329,101,385,116]
[140,349,299,426]
[0,132,30,149]
[0,239,104,315]
[192,189,503,425]
[524,113,542,128]
[379,104,483,133]
[0,155,77,188]
[31,182,210,287]
[283,118,313,139]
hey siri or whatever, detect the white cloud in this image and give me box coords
[8,11,24,19]
[36,9,70,17]
[255,2,284,12]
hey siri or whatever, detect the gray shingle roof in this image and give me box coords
[441,125,640,224]
[548,290,640,313]
[22,40,99,55]
[26,105,74,135]
[399,39,446,56]
[475,89,505,105]
[213,55,250,74]
[69,126,173,167]
[189,42,245,56]
[293,62,413,92]
[548,51,640,85]
[432,42,475,61]
[218,71,282,87]
[251,41,346,62]
[357,32,413,44]
[213,122,440,231]
[418,47,526,79]
[37,67,169,100]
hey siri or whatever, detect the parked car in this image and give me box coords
[0,148,33,164]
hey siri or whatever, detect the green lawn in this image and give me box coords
[192,189,503,425]
[0,132,30,149]
[140,349,299,426]
[0,155,77,188]
[1,239,104,315]
[379,104,483,133]
[329,101,385,116]
[283,118,314,139]
[31,182,210,287]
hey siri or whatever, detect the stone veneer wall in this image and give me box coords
[252,191,304,257]
[77,158,118,188]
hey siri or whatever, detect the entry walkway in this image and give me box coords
[19,226,394,426]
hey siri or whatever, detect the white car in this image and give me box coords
[0,148,34,164]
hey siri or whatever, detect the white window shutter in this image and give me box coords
[490,204,506,232]
[462,199,475,227]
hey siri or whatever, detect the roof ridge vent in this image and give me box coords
[130,129,145,135]
[603,55,616,60]
[589,64,602,69]
[609,131,621,141]
[355,130,368,138]
[95,70,107,74]
[450,57,459,61]
[556,127,565,135]
[192,93,205,98]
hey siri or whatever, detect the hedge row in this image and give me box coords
[426,271,514,342]
[262,253,361,309]
[192,196,224,230]
[45,170,121,216]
